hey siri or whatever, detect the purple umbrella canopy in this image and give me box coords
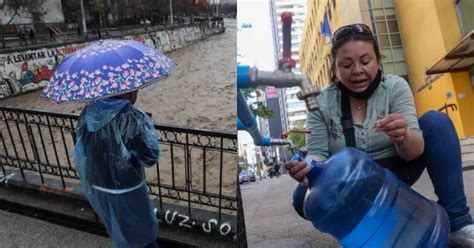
[41,39,175,103]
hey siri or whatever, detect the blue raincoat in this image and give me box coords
[73,97,160,248]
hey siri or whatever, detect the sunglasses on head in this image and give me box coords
[332,23,373,43]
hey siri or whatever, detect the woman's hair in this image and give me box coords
[329,32,382,82]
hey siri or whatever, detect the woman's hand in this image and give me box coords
[284,160,311,187]
[374,113,410,146]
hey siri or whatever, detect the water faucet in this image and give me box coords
[237,66,321,111]
[280,129,312,139]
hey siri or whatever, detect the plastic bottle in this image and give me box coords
[290,148,307,162]
[292,147,449,247]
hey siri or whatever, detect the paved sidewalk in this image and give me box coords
[0,210,112,248]
[242,175,339,248]
[242,162,474,247]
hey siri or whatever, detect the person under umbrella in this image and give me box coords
[41,39,175,248]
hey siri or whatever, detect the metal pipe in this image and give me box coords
[237,65,321,111]
[297,75,320,111]
[238,66,304,88]
[280,129,312,139]
[237,89,256,128]
[237,90,270,146]
[279,12,296,72]
[270,138,294,147]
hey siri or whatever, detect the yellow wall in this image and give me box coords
[300,0,367,88]
[300,0,330,88]
[395,0,474,138]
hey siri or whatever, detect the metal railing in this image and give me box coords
[0,106,239,239]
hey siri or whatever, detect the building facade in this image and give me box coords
[395,0,473,138]
[300,0,473,138]
[271,0,308,130]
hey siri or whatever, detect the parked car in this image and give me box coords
[239,170,250,184]
[247,170,256,182]
[239,170,256,184]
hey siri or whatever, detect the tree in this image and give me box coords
[91,0,107,28]
[112,0,169,26]
[0,0,45,48]
[175,0,208,16]
[241,88,275,119]
[288,120,307,149]
[0,0,45,26]
[216,2,236,16]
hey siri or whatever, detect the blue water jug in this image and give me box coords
[292,147,449,247]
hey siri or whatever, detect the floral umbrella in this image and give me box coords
[41,39,175,103]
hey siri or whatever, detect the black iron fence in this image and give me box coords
[0,106,240,240]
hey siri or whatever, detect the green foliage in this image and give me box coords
[241,88,275,119]
[94,0,105,10]
[288,120,307,149]
[249,101,275,119]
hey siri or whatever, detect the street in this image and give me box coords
[242,163,474,247]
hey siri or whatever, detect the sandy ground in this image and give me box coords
[0,20,237,211]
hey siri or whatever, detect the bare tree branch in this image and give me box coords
[1,0,45,25]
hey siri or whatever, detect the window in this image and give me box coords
[381,48,392,61]
[370,0,383,9]
[382,62,395,74]
[368,0,410,82]
[372,9,385,20]
[382,0,394,8]
[377,34,390,48]
[375,21,388,34]
[395,62,407,75]
[384,9,397,20]
[456,0,474,35]
[387,20,399,32]
[288,102,305,109]
[392,47,405,61]
[390,34,402,47]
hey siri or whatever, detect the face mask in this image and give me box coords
[337,69,382,99]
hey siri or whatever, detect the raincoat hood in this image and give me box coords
[84,98,129,132]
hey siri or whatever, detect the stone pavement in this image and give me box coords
[242,161,474,248]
